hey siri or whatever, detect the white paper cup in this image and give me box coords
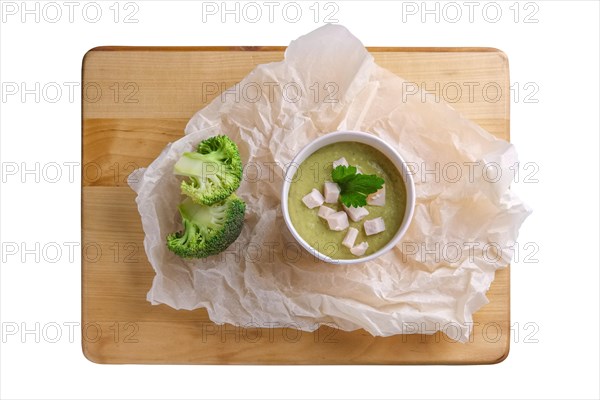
[281,130,416,264]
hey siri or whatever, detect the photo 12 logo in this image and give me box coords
[199,321,339,344]
[1,241,141,265]
[1,1,140,23]
[400,1,540,24]
[1,321,140,344]
[200,1,340,23]
[202,81,339,104]
[402,81,540,104]
[1,82,140,104]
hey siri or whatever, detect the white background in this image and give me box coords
[0,1,598,399]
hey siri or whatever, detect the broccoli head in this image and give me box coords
[167,194,246,258]
[174,135,243,205]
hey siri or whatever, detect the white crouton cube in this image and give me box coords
[343,204,369,222]
[323,181,341,203]
[325,211,349,231]
[332,157,349,168]
[350,242,369,256]
[318,205,335,219]
[302,188,324,209]
[342,227,359,249]
[367,185,385,206]
[364,217,386,236]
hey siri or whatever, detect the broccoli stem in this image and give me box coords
[174,152,223,178]
[179,198,227,232]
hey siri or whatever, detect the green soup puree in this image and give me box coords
[288,142,407,259]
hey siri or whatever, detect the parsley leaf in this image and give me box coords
[332,165,384,207]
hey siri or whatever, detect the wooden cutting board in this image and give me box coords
[82,46,510,364]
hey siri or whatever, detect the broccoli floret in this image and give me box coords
[166,194,246,258]
[174,135,243,205]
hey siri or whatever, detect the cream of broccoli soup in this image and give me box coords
[288,142,407,260]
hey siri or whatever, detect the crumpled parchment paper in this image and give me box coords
[129,24,531,342]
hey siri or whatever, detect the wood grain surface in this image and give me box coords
[81,47,510,364]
